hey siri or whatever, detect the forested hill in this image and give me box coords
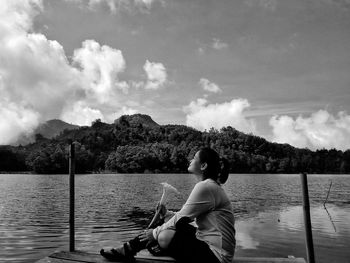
[13,119,79,146]
[35,119,79,139]
[1,114,349,174]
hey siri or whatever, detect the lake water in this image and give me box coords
[0,173,349,263]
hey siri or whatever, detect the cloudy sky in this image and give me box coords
[1,0,350,150]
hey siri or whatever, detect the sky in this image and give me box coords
[1,0,350,150]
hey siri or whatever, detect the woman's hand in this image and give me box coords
[156,203,167,219]
[148,203,167,229]
[140,229,156,243]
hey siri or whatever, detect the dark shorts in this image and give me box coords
[167,217,221,263]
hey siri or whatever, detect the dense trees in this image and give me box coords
[0,146,27,172]
[1,115,349,174]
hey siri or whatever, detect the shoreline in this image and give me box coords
[0,171,349,175]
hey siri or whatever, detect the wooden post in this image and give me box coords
[69,142,75,252]
[300,173,315,263]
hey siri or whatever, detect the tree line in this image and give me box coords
[1,116,350,174]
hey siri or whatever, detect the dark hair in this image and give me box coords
[198,147,229,184]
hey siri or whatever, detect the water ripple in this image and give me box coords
[1,173,349,263]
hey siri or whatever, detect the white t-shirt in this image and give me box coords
[153,179,236,263]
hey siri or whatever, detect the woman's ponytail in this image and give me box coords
[217,157,229,185]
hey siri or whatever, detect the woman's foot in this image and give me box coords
[147,241,167,256]
[100,243,135,262]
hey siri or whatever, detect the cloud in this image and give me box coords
[135,0,158,9]
[199,78,222,93]
[67,0,162,14]
[270,110,350,150]
[109,106,138,121]
[143,60,167,90]
[184,98,256,133]
[60,101,104,126]
[196,38,228,54]
[0,0,133,144]
[87,0,129,13]
[0,98,40,145]
[130,80,145,89]
[0,0,80,143]
[212,38,228,50]
[129,60,168,90]
[0,0,43,34]
[72,39,128,102]
[63,104,138,125]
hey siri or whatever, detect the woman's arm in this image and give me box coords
[153,181,214,239]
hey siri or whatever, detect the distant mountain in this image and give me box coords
[13,119,79,146]
[35,119,79,139]
[115,114,160,128]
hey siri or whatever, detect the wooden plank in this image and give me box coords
[36,257,81,263]
[49,251,111,263]
[43,251,306,263]
[49,250,174,263]
[233,258,306,263]
[136,250,175,262]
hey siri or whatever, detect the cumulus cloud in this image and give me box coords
[196,38,228,54]
[69,0,161,14]
[128,60,168,90]
[117,106,138,115]
[135,0,158,9]
[87,0,129,13]
[270,110,350,150]
[0,0,132,144]
[0,0,77,144]
[0,0,43,34]
[0,1,77,118]
[184,98,256,133]
[60,101,104,126]
[143,60,167,90]
[199,78,222,93]
[72,39,128,102]
[130,80,145,89]
[212,38,228,50]
[0,99,40,145]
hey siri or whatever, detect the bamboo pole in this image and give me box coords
[323,180,332,207]
[300,173,315,263]
[69,142,75,252]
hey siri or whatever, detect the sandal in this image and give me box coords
[146,240,167,256]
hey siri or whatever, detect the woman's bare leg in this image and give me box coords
[157,229,176,249]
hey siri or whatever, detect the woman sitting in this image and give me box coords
[101,147,236,263]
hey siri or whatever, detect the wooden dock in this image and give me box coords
[36,250,306,263]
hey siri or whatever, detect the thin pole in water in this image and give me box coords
[69,142,75,252]
[300,172,315,263]
[323,180,332,207]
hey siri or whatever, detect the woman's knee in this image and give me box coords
[157,230,175,249]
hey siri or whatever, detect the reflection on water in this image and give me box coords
[235,205,350,262]
[0,173,349,263]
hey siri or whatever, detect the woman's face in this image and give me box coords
[188,151,202,175]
